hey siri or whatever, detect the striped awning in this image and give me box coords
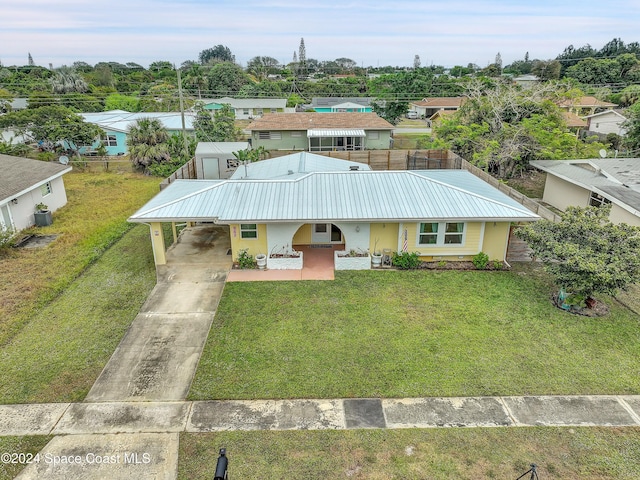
[307,129,366,137]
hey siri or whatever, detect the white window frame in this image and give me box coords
[369,131,379,139]
[240,223,258,239]
[102,134,117,147]
[258,131,282,140]
[40,181,52,197]
[417,222,466,246]
[589,191,611,207]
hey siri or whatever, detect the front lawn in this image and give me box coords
[178,427,640,479]
[189,266,640,400]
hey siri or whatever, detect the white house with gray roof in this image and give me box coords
[531,158,640,226]
[0,154,72,232]
[129,152,538,270]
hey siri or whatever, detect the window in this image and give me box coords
[369,131,379,139]
[418,222,465,246]
[243,108,250,115]
[40,182,52,197]
[258,131,281,140]
[102,134,117,147]
[419,223,438,244]
[291,132,302,137]
[226,159,240,169]
[589,192,611,207]
[270,108,277,113]
[256,109,263,116]
[240,224,257,239]
[444,222,464,244]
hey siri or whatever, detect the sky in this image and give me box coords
[2,0,639,70]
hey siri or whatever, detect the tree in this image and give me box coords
[199,45,235,65]
[210,104,239,141]
[207,62,249,96]
[126,117,171,173]
[623,101,640,152]
[104,93,140,111]
[298,38,307,76]
[0,88,12,113]
[413,55,421,69]
[370,99,409,125]
[246,56,280,81]
[28,53,34,66]
[50,66,89,94]
[0,105,102,155]
[192,105,217,142]
[531,60,561,81]
[515,205,640,307]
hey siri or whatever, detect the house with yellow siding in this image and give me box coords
[129,153,538,270]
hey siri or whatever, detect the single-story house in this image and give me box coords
[200,97,289,119]
[512,74,540,88]
[584,110,628,136]
[0,154,71,232]
[531,158,640,226]
[80,110,196,156]
[557,96,617,116]
[129,153,539,270]
[194,142,250,179]
[410,97,466,119]
[310,97,373,113]
[246,112,395,151]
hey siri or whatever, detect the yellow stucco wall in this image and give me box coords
[402,222,482,259]
[292,224,312,244]
[481,222,511,261]
[229,223,268,257]
[369,223,400,253]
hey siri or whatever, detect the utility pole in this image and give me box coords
[176,67,189,158]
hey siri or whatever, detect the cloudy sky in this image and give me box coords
[2,0,638,69]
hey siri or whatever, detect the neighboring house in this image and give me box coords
[584,110,628,136]
[531,158,640,226]
[428,110,456,127]
[80,110,196,156]
[194,141,250,179]
[129,152,539,269]
[410,97,466,119]
[246,112,394,151]
[10,98,28,111]
[561,111,588,131]
[310,97,373,113]
[200,97,289,119]
[557,96,617,116]
[512,74,540,88]
[0,154,72,232]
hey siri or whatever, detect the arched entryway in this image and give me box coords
[292,223,345,269]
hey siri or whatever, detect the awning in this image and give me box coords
[307,129,366,137]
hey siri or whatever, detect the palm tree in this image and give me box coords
[127,118,171,172]
[50,66,88,94]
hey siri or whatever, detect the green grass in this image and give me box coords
[178,427,640,479]
[0,224,157,403]
[0,437,52,480]
[0,170,161,404]
[189,267,640,400]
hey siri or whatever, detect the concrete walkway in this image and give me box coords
[15,225,232,479]
[3,396,640,438]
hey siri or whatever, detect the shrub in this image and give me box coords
[392,251,421,269]
[0,228,16,252]
[492,260,504,270]
[236,248,256,269]
[472,251,489,269]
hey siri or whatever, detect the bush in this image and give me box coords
[472,251,489,269]
[236,248,256,269]
[392,251,421,269]
[0,229,16,252]
[492,260,504,270]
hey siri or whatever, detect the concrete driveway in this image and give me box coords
[86,225,232,402]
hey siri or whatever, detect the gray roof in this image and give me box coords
[129,169,538,224]
[81,110,196,133]
[311,97,373,107]
[0,154,71,203]
[230,152,371,180]
[200,97,287,109]
[195,142,250,155]
[531,158,640,213]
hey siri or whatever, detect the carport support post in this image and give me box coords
[171,222,178,243]
[149,222,167,265]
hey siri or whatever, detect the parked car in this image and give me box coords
[406,111,418,119]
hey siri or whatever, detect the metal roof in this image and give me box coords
[230,152,371,180]
[81,111,196,133]
[307,129,366,137]
[200,97,287,109]
[195,142,250,155]
[129,170,538,224]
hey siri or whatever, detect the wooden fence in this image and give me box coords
[160,157,197,190]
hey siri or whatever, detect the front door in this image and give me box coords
[312,223,342,243]
[312,223,330,243]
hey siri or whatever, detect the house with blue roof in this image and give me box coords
[80,110,196,156]
[129,153,539,271]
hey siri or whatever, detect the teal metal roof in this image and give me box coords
[129,170,538,224]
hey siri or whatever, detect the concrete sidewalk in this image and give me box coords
[3,395,640,437]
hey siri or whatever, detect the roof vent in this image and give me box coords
[288,169,294,175]
[349,165,360,171]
